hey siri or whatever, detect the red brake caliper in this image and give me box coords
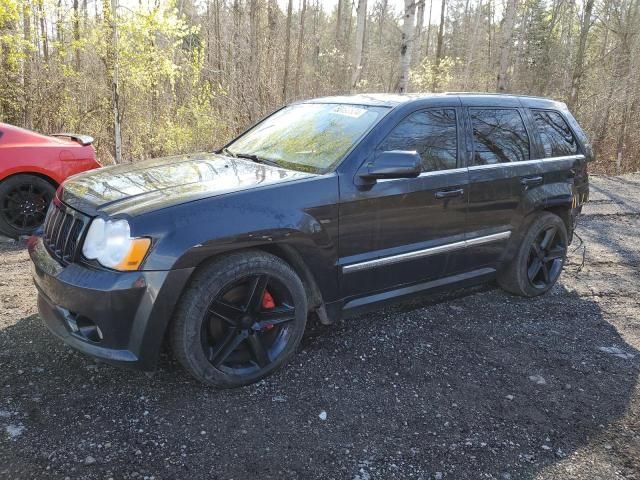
[261,290,276,330]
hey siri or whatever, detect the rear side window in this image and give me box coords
[532,110,578,157]
[470,109,530,165]
[379,108,457,172]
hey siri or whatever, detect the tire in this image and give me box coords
[0,174,56,238]
[170,250,308,388]
[497,212,568,297]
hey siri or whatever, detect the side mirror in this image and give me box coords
[358,150,422,182]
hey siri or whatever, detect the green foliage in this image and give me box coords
[410,57,458,92]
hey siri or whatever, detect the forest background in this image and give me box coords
[1,0,638,173]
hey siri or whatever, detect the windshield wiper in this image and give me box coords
[220,147,237,158]
[234,152,281,168]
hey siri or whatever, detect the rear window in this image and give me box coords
[470,108,530,165]
[532,110,578,158]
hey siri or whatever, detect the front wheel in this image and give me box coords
[498,212,568,297]
[170,251,308,388]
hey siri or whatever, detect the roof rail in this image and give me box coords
[443,91,554,101]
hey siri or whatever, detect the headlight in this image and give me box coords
[82,218,151,271]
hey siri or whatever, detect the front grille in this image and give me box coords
[42,201,89,265]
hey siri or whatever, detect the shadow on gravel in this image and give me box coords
[0,284,638,479]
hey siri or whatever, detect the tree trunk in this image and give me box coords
[313,0,321,96]
[38,0,48,63]
[214,0,222,74]
[22,1,33,130]
[56,0,63,43]
[415,0,425,61]
[486,0,492,90]
[397,0,416,93]
[249,0,260,119]
[294,0,307,99]
[266,0,278,102]
[432,0,446,90]
[567,0,595,111]
[377,0,387,45]
[350,0,367,91]
[104,0,122,164]
[496,0,518,91]
[336,0,344,44]
[425,0,432,57]
[282,0,294,102]
[73,0,81,70]
[463,0,483,88]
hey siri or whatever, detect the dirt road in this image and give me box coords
[1,174,639,479]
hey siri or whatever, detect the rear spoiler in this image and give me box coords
[51,133,94,146]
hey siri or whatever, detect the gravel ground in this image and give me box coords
[1,174,639,480]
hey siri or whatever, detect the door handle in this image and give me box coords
[520,176,543,187]
[435,188,464,199]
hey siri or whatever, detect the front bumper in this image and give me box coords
[28,236,193,370]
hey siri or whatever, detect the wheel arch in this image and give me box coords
[543,204,572,236]
[158,243,330,362]
[501,201,573,269]
[176,243,326,314]
[0,170,59,189]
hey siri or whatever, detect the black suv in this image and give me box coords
[29,93,591,387]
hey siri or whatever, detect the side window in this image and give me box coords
[470,109,530,165]
[532,110,578,157]
[379,108,457,172]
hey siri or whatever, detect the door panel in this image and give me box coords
[338,106,469,299]
[338,169,468,298]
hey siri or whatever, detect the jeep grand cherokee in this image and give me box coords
[28,93,591,387]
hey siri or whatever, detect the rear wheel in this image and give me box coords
[498,212,568,297]
[170,251,308,388]
[0,174,55,238]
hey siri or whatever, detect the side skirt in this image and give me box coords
[338,267,496,319]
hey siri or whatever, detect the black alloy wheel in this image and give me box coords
[526,225,566,290]
[497,211,569,297]
[0,174,56,238]
[171,251,308,388]
[203,274,296,374]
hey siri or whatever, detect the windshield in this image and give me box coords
[225,103,389,174]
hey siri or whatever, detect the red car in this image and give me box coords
[0,123,101,238]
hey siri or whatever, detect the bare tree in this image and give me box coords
[568,0,595,110]
[424,0,433,57]
[22,1,33,129]
[351,0,368,90]
[103,0,122,163]
[432,0,446,90]
[294,0,307,99]
[282,0,294,102]
[397,0,417,93]
[73,0,81,70]
[496,0,518,91]
[415,0,425,57]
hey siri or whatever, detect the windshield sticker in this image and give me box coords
[330,105,367,118]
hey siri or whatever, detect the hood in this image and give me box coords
[60,152,315,217]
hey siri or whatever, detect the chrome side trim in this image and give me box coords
[465,231,512,247]
[468,159,541,170]
[377,167,467,183]
[543,154,585,163]
[468,154,585,172]
[376,154,585,182]
[342,231,511,273]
